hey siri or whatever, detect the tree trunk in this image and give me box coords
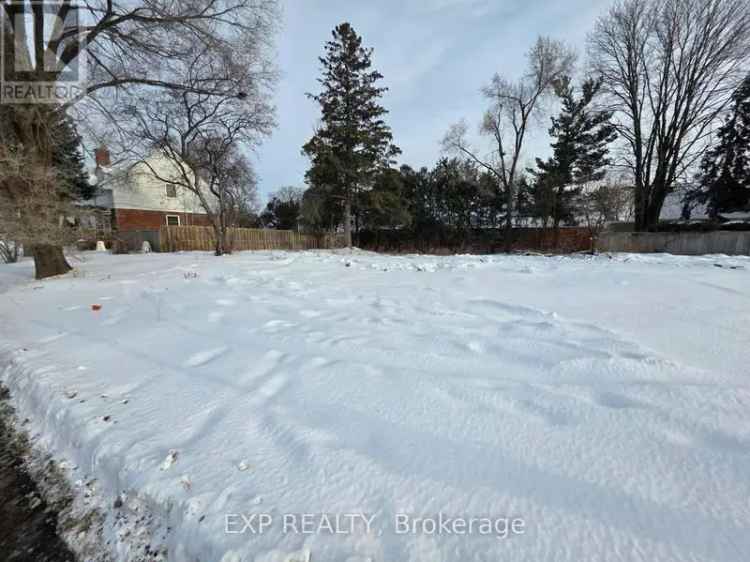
[502,212,513,253]
[212,220,225,256]
[633,179,668,232]
[32,244,72,279]
[645,188,668,231]
[343,199,353,248]
[215,230,226,256]
[553,186,563,250]
[589,228,598,254]
[636,184,668,231]
[224,226,233,254]
[634,210,646,231]
[353,206,360,247]
[553,217,561,251]
[502,185,514,253]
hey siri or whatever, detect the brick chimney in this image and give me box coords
[94,146,111,168]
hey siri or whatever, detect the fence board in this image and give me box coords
[596,230,750,255]
[159,226,344,253]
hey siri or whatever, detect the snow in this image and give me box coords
[1,250,750,562]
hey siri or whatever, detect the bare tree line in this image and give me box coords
[589,0,750,230]
[440,0,750,245]
[442,37,577,252]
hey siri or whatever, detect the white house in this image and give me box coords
[82,147,212,232]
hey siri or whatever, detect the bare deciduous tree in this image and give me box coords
[588,0,750,231]
[125,55,269,255]
[1,0,279,276]
[117,40,273,255]
[0,115,79,277]
[442,37,576,252]
[578,180,634,251]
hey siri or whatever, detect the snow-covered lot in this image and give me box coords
[1,250,749,562]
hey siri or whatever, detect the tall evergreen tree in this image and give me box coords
[302,22,400,247]
[692,75,750,218]
[532,77,616,244]
[53,114,93,201]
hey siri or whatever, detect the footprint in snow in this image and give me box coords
[38,332,68,344]
[299,309,322,318]
[263,319,298,333]
[307,356,333,368]
[248,374,288,406]
[594,392,644,410]
[102,313,126,327]
[238,350,286,387]
[183,346,229,367]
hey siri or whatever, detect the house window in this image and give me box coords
[166,215,180,226]
[165,184,177,198]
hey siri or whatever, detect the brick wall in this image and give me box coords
[113,208,212,231]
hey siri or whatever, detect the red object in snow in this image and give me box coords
[91,304,102,311]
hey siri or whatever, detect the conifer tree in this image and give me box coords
[532,77,616,244]
[693,75,750,218]
[303,22,400,247]
[53,114,93,201]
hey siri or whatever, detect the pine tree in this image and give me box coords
[52,113,93,201]
[693,75,750,218]
[302,22,400,247]
[532,77,616,245]
[361,167,411,230]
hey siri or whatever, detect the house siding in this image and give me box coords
[85,153,218,234]
[114,209,212,231]
[110,159,208,215]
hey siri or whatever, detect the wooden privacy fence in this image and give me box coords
[160,225,344,252]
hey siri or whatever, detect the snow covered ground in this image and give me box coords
[1,250,749,562]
